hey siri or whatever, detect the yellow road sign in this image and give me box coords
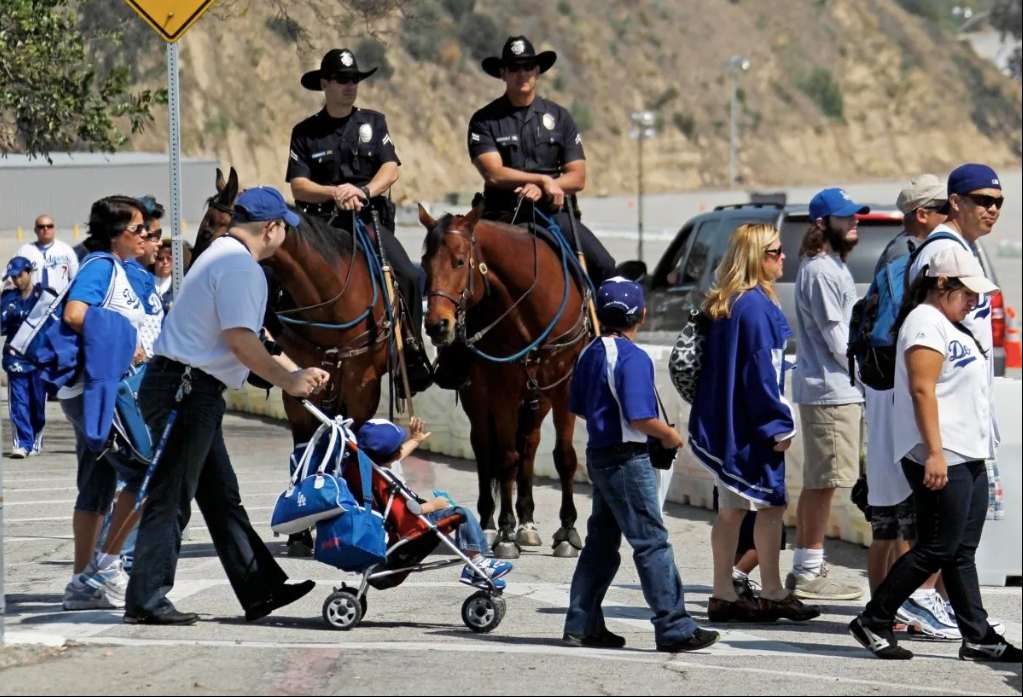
[122,0,217,42]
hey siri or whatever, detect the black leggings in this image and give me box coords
[863,458,991,642]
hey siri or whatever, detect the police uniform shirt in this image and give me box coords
[467,95,584,214]
[286,107,400,191]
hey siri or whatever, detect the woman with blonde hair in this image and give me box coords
[689,224,819,623]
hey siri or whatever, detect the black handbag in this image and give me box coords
[648,389,678,471]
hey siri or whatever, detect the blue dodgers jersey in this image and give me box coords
[570,336,658,449]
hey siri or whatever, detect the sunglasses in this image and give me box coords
[35,223,55,230]
[121,223,148,237]
[327,74,358,85]
[765,245,784,258]
[506,62,538,73]
[961,193,1004,210]
[145,232,163,242]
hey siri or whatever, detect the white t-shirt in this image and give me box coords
[153,236,267,389]
[17,240,79,293]
[893,304,993,465]
[863,385,912,507]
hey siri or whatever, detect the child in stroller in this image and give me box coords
[356,417,513,590]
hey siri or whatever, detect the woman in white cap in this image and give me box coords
[849,246,1020,663]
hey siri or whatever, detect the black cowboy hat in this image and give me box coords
[481,36,557,78]
[301,48,378,91]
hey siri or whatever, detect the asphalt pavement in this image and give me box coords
[1,400,1020,695]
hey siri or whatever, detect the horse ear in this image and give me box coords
[417,202,436,229]
[215,168,225,193]
[462,204,482,228]
[224,167,239,204]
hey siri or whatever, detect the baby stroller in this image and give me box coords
[290,401,507,634]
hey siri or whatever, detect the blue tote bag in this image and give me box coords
[314,448,387,572]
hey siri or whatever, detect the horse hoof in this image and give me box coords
[484,529,499,547]
[516,527,542,547]
[552,541,579,558]
[493,541,521,559]
[567,529,583,550]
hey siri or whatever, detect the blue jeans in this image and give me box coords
[427,505,489,556]
[565,445,698,645]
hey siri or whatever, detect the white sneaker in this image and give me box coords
[63,573,116,611]
[901,593,961,641]
[82,559,128,608]
[9,447,28,459]
[943,599,1005,636]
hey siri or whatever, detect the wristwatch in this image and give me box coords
[359,185,371,199]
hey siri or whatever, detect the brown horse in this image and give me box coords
[194,167,391,443]
[419,205,588,559]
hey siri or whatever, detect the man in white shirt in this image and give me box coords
[125,187,330,626]
[16,214,79,293]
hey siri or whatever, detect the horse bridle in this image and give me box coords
[427,224,489,339]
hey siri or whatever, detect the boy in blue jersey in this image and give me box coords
[563,277,719,653]
[2,257,47,458]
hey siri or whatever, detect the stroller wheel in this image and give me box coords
[338,584,369,619]
[322,591,362,630]
[461,591,506,634]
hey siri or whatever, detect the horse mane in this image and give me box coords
[290,208,355,263]
[423,213,455,259]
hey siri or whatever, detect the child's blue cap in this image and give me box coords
[357,419,409,463]
[597,276,645,327]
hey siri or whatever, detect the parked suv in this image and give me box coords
[620,201,1007,374]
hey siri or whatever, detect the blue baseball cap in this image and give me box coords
[4,256,34,280]
[233,187,300,227]
[947,163,1001,196]
[808,188,870,220]
[357,419,409,463]
[597,276,646,327]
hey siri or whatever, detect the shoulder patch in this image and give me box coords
[382,133,392,146]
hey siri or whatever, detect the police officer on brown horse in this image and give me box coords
[468,36,615,285]
[287,48,432,393]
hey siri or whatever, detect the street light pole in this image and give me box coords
[727,55,751,189]
[630,110,657,263]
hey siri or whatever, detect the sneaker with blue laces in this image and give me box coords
[943,599,1005,636]
[898,594,960,641]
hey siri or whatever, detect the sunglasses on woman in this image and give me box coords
[121,223,148,237]
[765,245,784,258]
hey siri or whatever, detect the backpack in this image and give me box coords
[847,231,968,390]
[668,307,710,404]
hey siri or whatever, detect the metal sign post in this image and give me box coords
[167,42,184,295]
[629,111,657,263]
[1,411,5,644]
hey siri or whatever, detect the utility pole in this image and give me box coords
[727,55,751,189]
[629,110,657,263]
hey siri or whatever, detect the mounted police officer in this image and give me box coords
[286,48,431,393]
[467,36,615,286]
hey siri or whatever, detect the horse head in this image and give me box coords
[193,166,238,260]
[419,203,483,346]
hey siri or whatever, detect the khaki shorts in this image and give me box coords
[716,482,775,511]
[799,403,863,489]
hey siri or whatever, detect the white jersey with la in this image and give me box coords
[16,240,79,293]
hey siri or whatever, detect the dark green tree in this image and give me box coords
[0,0,166,160]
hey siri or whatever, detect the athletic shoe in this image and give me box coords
[657,627,720,653]
[899,595,961,641]
[82,559,129,608]
[9,447,28,459]
[732,574,761,601]
[475,558,514,580]
[459,563,508,591]
[563,628,627,649]
[848,615,914,660]
[960,631,1023,663]
[943,600,1005,636]
[786,565,864,601]
[62,573,117,611]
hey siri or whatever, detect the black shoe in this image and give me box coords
[656,627,719,653]
[245,580,316,622]
[563,628,627,649]
[286,530,314,557]
[123,608,199,625]
[960,631,1023,663]
[396,348,434,398]
[848,615,913,660]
